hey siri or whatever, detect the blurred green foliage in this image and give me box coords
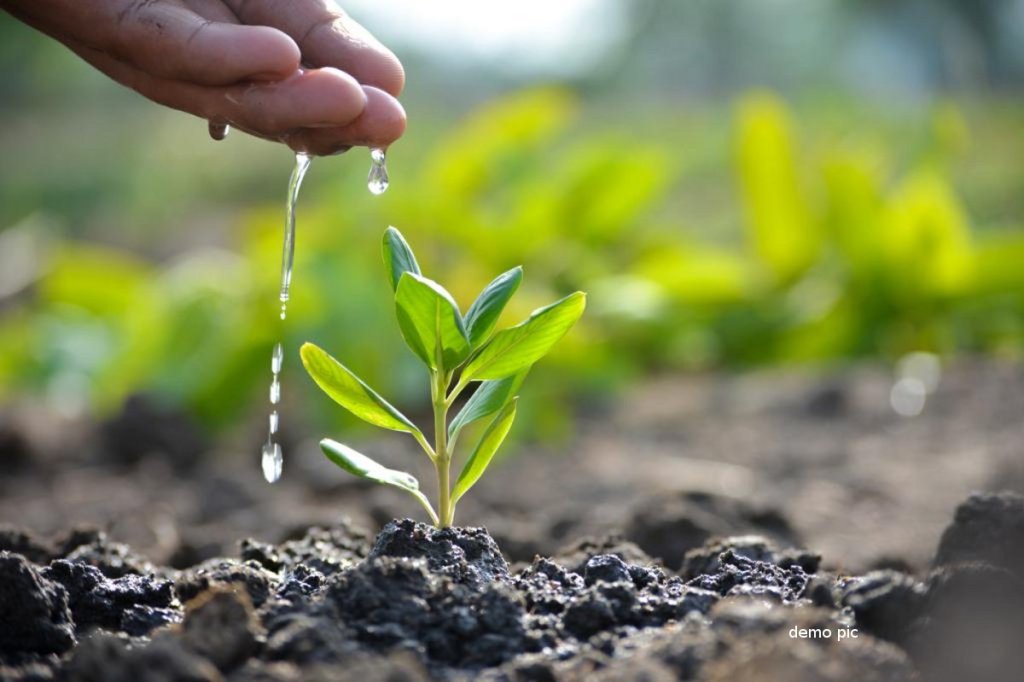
[1,88,1022,442]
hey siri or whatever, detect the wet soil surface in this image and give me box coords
[1,360,1023,680]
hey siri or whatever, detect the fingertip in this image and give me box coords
[300,67,369,124]
[353,85,407,145]
[285,86,406,156]
[244,26,302,80]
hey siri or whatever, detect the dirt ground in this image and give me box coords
[3,357,1022,571]
[1,358,1023,680]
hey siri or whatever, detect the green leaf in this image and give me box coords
[395,272,470,371]
[464,267,523,348]
[460,292,586,383]
[382,226,421,292]
[451,399,518,504]
[320,439,438,525]
[448,369,528,442]
[300,343,421,435]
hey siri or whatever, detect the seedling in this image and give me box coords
[300,227,586,528]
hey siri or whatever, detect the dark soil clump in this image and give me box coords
[0,552,75,657]
[42,559,176,636]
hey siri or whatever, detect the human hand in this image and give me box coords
[1,0,406,155]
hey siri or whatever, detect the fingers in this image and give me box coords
[223,68,369,131]
[68,39,369,140]
[283,85,407,155]
[224,0,405,95]
[180,0,239,24]
[102,1,301,85]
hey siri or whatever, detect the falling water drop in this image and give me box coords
[269,376,281,404]
[272,342,284,373]
[261,440,282,483]
[278,152,312,319]
[269,410,279,435]
[367,147,389,195]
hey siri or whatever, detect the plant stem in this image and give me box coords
[432,370,453,527]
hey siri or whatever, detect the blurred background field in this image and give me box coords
[1,0,1022,451]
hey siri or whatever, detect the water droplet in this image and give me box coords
[261,440,282,483]
[367,147,389,195]
[269,376,281,404]
[269,410,279,435]
[272,343,284,373]
[208,120,230,141]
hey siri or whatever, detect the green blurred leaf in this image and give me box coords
[382,226,421,292]
[395,273,470,372]
[972,232,1024,295]
[300,342,421,435]
[41,243,152,315]
[464,266,522,347]
[452,399,517,504]
[736,92,819,285]
[320,439,438,524]
[460,292,586,383]
[881,172,973,298]
[449,369,528,442]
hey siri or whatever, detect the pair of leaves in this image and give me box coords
[302,342,442,523]
[316,396,518,524]
[383,227,523,372]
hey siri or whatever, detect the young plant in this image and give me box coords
[300,227,586,528]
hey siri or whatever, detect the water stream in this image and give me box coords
[261,148,388,483]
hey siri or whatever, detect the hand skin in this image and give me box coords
[0,0,407,155]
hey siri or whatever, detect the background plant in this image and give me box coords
[299,227,584,526]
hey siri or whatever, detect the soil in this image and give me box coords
[1,358,1023,680]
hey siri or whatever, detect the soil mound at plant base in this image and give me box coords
[3,495,1024,680]
[368,518,510,585]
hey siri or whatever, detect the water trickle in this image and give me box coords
[262,341,285,483]
[278,152,312,320]
[367,147,389,195]
[261,153,313,484]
